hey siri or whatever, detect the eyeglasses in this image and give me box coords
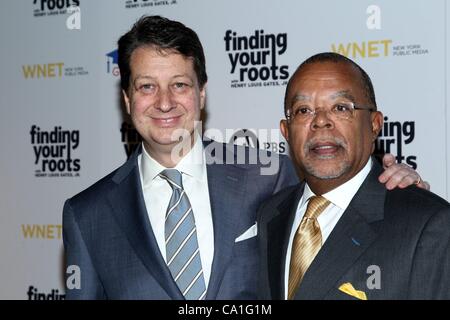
[285,101,375,123]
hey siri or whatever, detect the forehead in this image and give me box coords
[287,61,365,99]
[129,46,195,74]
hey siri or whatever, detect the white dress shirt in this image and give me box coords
[138,136,214,288]
[284,158,373,299]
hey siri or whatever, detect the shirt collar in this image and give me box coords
[301,157,373,209]
[140,134,206,187]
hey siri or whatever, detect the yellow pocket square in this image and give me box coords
[338,283,367,300]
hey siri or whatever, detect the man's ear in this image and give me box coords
[371,111,383,141]
[199,83,207,110]
[122,89,131,115]
[280,119,289,142]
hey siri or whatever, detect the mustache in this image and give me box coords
[304,136,347,152]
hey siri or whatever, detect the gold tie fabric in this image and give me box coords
[288,196,330,300]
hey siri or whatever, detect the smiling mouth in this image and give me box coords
[151,115,182,126]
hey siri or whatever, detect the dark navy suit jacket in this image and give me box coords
[258,159,450,300]
[63,141,298,299]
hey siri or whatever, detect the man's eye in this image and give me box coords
[335,104,352,112]
[173,82,189,89]
[138,83,154,92]
[294,106,313,115]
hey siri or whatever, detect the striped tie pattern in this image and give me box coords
[159,169,206,300]
[288,195,330,300]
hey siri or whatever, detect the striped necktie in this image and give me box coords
[288,195,330,300]
[159,169,206,300]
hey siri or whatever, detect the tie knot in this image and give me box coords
[304,196,330,220]
[159,169,183,189]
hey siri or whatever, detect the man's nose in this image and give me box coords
[311,109,334,130]
[157,88,175,112]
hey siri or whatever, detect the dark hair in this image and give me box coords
[285,52,377,110]
[118,15,207,92]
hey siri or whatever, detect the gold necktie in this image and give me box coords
[288,195,330,300]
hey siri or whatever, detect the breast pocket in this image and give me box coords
[233,236,258,257]
[222,236,259,299]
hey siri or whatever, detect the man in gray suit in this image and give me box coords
[63,17,426,300]
[258,52,450,300]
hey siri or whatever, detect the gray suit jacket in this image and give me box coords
[258,159,450,300]
[63,141,298,299]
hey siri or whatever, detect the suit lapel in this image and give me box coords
[267,184,304,299]
[294,204,378,299]
[204,142,249,299]
[294,160,386,299]
[107,147,183,299]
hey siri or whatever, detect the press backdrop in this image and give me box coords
[0,0,448,299]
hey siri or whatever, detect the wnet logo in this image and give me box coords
[331,39,393,59]
[22,62,64,79]
[331,39,429,59]
[21,224,62,240]
[224,29,289,89]
[22,61,88,79]
[30,125,81,177]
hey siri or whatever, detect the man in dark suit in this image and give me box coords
[258,52,450,300]
[63,17,427,300]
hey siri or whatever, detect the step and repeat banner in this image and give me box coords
[0,0,449,299]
